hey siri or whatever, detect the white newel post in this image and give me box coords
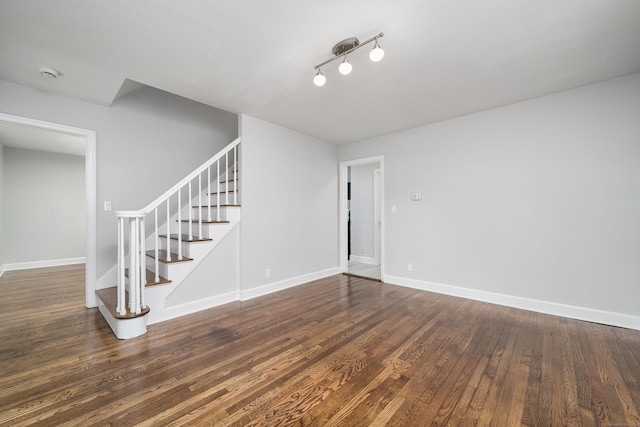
[117,216,126,316]
[116,211,145,316]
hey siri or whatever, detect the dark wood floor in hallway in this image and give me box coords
[1,265,639,426]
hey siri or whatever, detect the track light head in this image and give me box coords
[313,69,326,86]
[369,40,384,62]
[338,57,352,76]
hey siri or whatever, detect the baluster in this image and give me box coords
[117,216,126,316]
[178,189,183,260]
[225,152,229,205]
[129,217,138,313]
[138,217,145,312]
[234,145,238,204]
[207,167,212,221]
[154,208,159,282]
[217,159,221,221]
[188,181,193,240]
[166,199,171,261]
[198,174,203,239]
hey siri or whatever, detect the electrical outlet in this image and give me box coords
[104,201,112,211]
[265,268,271,278]
[411,193,422,201]
[408,263,413,272]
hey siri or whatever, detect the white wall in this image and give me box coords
[350,163,377,261]
[0,80,238,281]
[3,147,85,265]
[240,114,339,296]
[339,73,640,328]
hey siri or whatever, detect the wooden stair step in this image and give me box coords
[206,190,237,195]
[145,250,193,263]
[125,268,171,287]
[192,204,241,208]
[178,219,230,224]
[96,288,150,320]
[160,234,212,243]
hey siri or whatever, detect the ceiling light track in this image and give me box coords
[313,32,384,87]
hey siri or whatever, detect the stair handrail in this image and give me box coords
[140,136,241,214]
[114,137,241,317]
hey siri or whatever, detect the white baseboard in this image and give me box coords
[0,265,5,278]
[385,275,640,331]
[148,290,240,325]
[349,255,377,265]
[240,267,340,301]
[4,257,86,271]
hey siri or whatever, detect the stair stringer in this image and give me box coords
[144,206,240,325]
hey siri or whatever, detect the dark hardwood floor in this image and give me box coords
[1,265,639,426]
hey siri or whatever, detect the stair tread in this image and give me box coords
[125,268,172,286]
[159,234,212,242]
[179,219,230,224]
[145,250,193,263]
[192,204,241,208]
[96,287,150,320]
[207,190,237,194]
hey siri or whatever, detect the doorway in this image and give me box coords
[0,113,97,307]
[340,156,384,281]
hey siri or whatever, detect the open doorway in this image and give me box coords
[340,156,384,281]
[0,113,97,307]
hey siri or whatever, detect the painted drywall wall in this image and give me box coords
[0,80,238,280]
[350,163,377,262]
[339,72,640,325]
[240,114,339,294]
[3,147,85,265]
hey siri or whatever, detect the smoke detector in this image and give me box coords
[39,67,60,79]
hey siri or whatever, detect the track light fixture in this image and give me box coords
[313,33,384,86]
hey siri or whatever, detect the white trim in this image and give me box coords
[4,257,86,271]
[240,267,340,301]
[339,156,385,281]
[373,168,381,265]
[0,265,5,278]
[385,275,640,331]
[349,255,377,265]
[0,113,97,308]
[97,300,147,339]
[148,290,241,325]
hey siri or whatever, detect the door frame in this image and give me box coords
[0,113,97,307]
[339,155,384,280]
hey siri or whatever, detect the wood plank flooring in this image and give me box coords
[1,265,639,426]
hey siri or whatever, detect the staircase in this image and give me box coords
[97,138,241,339]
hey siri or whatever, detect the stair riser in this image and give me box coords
[146,258,193,282]
[187,210,229,222]
[166,239,211,257]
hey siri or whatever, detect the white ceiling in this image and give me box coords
[1,0,639,145]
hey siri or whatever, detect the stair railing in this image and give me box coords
[114,137,240,316]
